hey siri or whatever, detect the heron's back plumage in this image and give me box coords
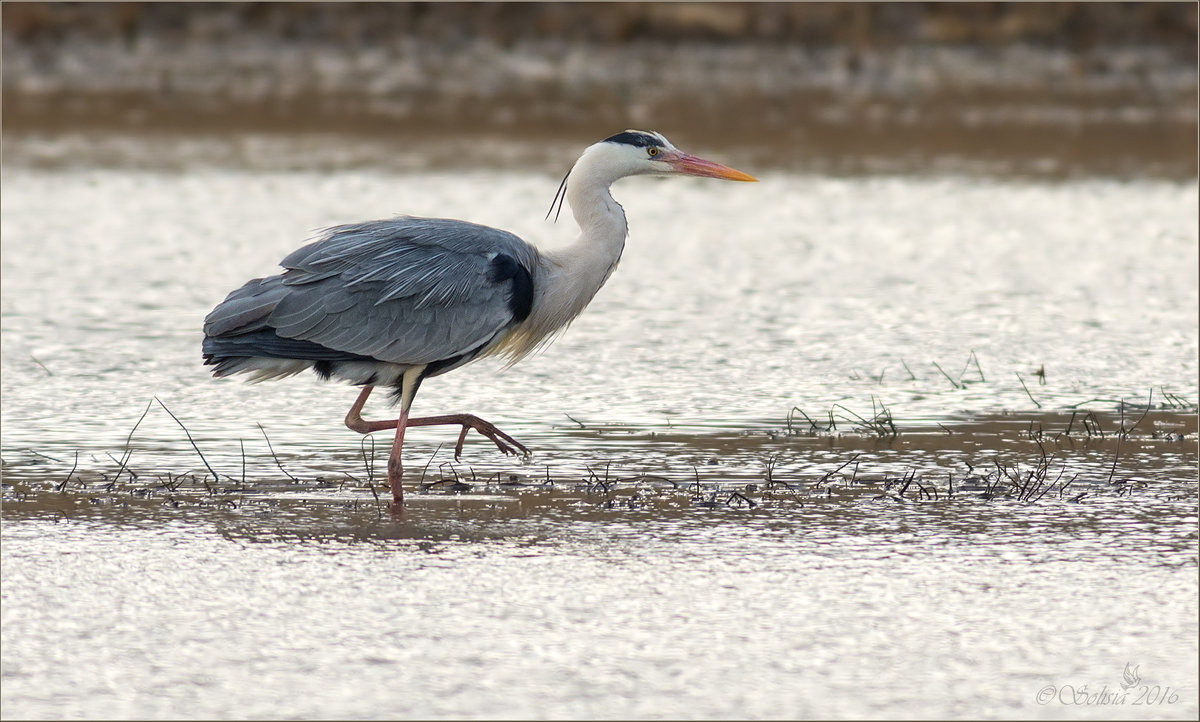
[203,217,539,387]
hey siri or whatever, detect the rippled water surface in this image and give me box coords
[2,169,1195,452]
[2,500,1197,720]
[2,163,1197,718]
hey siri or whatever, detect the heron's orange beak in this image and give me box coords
[669,152,758,182]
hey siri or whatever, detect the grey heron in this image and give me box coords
[203,130,755,504]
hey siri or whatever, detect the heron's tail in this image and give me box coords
[202,275,371,380]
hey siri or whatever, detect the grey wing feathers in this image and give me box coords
[203,276,288,338]
[206,217,538,367]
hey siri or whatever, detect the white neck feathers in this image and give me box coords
[491,144,631,362]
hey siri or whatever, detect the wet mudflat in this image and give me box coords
[2,152,1197,718]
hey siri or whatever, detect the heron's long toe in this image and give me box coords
[450,416,530,460]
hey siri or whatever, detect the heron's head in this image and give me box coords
[547,129,756,221]
[592,130,758,182]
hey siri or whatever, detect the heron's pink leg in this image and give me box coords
[404,414,530,460]
[387,405,409,505]
[345,386,529,461]
[345,386,397,433]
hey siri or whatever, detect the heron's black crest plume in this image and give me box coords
[546,168,570,223]
[604,130,665,148]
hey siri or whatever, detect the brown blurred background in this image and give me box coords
[3,2,1197,176]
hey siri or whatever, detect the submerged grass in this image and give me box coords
[2,385,1195,522]
[786,398,897,438]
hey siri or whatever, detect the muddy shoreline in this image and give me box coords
[4,408,1196,524]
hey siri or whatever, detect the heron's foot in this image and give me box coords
[443,415,531,461]
[343,388,529,462]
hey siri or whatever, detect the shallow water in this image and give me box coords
[2,162,1197,718]
[2,497,1198,720]
[2,168,1195,454]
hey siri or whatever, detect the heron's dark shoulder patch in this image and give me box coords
[488,253,534,323]
[603,130,661,148]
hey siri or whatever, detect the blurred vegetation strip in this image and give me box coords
[3,2,1197,48]
[4,2,1196,105]
[3,2,1196,177]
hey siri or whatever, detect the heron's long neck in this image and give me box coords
[543,162,628,314]
[496,155,629,361]
[559,169,628,288]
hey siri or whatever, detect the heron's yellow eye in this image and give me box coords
[647,147,659,157]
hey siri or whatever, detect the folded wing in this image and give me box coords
[203,217,538,373]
